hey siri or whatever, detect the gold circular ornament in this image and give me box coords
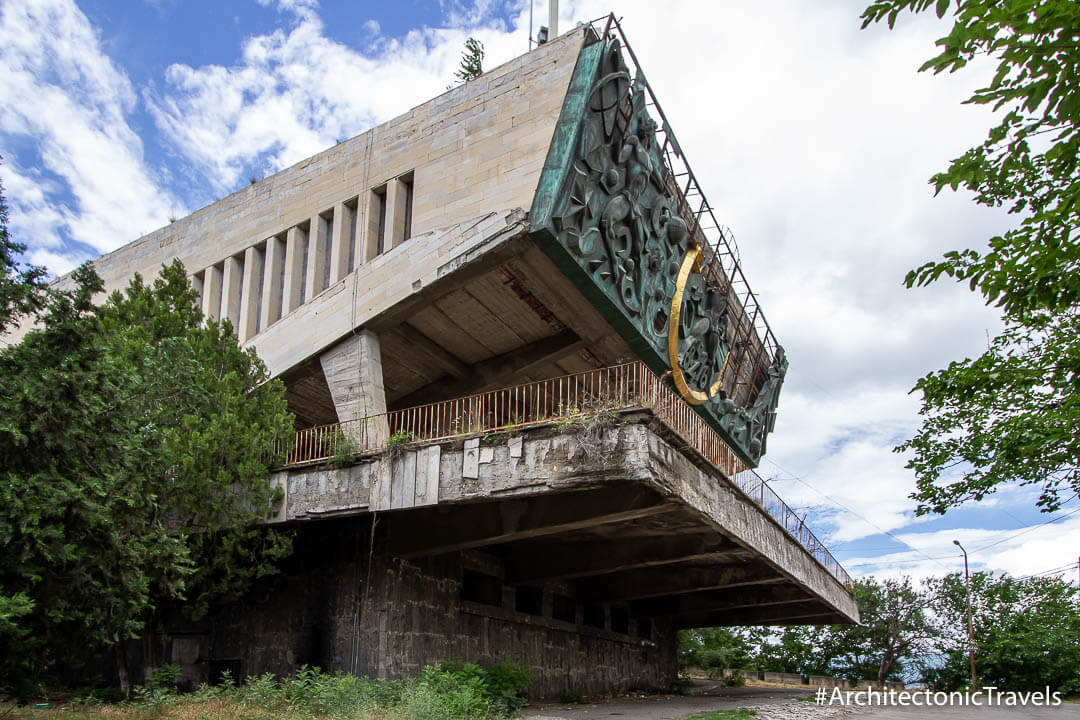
[668,245,727,405]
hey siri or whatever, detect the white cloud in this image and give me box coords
[145,1,525,196]
[844,509,1080,581]
[0,0,181,274]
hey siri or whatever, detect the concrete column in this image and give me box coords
[363,190,382,262]
[383,178,407,252]
[238,245,264,343]
[319,330,389,448]
[282,226,305,315]
[305,214,328,301]
[221,255,243,331]
[329,202,354,283]
[260,235,284,330]
[201,264,223,322]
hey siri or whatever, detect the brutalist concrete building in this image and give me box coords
[41,18,857,698]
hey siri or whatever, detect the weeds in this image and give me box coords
[328,430,360,468]
[4,662,533,720]
[556,689,583,704]
[385,430,415,460]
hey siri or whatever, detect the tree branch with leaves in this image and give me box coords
[862,0,1080,514]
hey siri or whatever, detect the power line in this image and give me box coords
[972,504,1080,553]
[763,457,953,573]
[844,554,958,570]
[1018,562,1080,581]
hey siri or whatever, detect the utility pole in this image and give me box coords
[953,539,977,689]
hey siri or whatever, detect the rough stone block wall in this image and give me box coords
[201,518,676,699]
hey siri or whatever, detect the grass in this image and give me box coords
[2,663,530,720]
[678,711,757,720]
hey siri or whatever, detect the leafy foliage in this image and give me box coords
[679,572,1079,692]
[861,1,1080,513]
[748,625,836,677]
[677,627,753,672]
[159,663,524,719]
[678,577,934,684]
[0,255,294,691]
[829,577,935,683]
[925,571,1080,693]
[454,37,485,83]
[0,168,47,334]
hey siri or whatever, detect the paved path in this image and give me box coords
[523,682,1080,720]
[524,682,812,719]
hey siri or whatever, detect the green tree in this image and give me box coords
[926,571,1080,693]
[862,1,1080,514]
[0,167,47,334]
[829,577,935,684]
[750,625,836,677]
[677,627,754,672]
[454,37,485,83]
[730,577,934,683]
[0,254,294,693]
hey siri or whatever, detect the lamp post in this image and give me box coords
[953,539,977,689]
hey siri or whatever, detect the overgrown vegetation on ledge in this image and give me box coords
[3,662,531,720]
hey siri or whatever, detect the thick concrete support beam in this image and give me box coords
[575,563,783,603]
[260,235,284,330]
[201,263,222,322]
[392,328,581,407]
[388,486,672,558]
[238,245,264,343]
[329,202,354,284]
[305,214,329,301]
[631,584,813,618]
[319,330,389,444]
[506,530,736,583]
[392,324,470,380]
[221,254,243,330]
[673,603,839,629]
[282,226,305,315]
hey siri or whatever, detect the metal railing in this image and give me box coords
[275,361,851,587]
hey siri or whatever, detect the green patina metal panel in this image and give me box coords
[529,35,787,467]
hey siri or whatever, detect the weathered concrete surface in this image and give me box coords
[268,418,857,625]
[195,519,676,700]
[173,419,855,699]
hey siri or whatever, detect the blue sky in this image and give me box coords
[2,0,1077,586]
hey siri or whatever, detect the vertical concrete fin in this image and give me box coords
[282,226,305,315]
[260,235,284,330]
[384,178,407,251]
[306,214,328,300]
[363,190,381,262]
[238,244,264,343]
[201,263,223,322]
[329,201,353,283]
[221,254,243,330]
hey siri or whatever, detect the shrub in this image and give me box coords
[329,430,360,468]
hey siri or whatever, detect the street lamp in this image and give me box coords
[953,539,977,689]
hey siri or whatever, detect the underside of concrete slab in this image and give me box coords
[165,418,855,698]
